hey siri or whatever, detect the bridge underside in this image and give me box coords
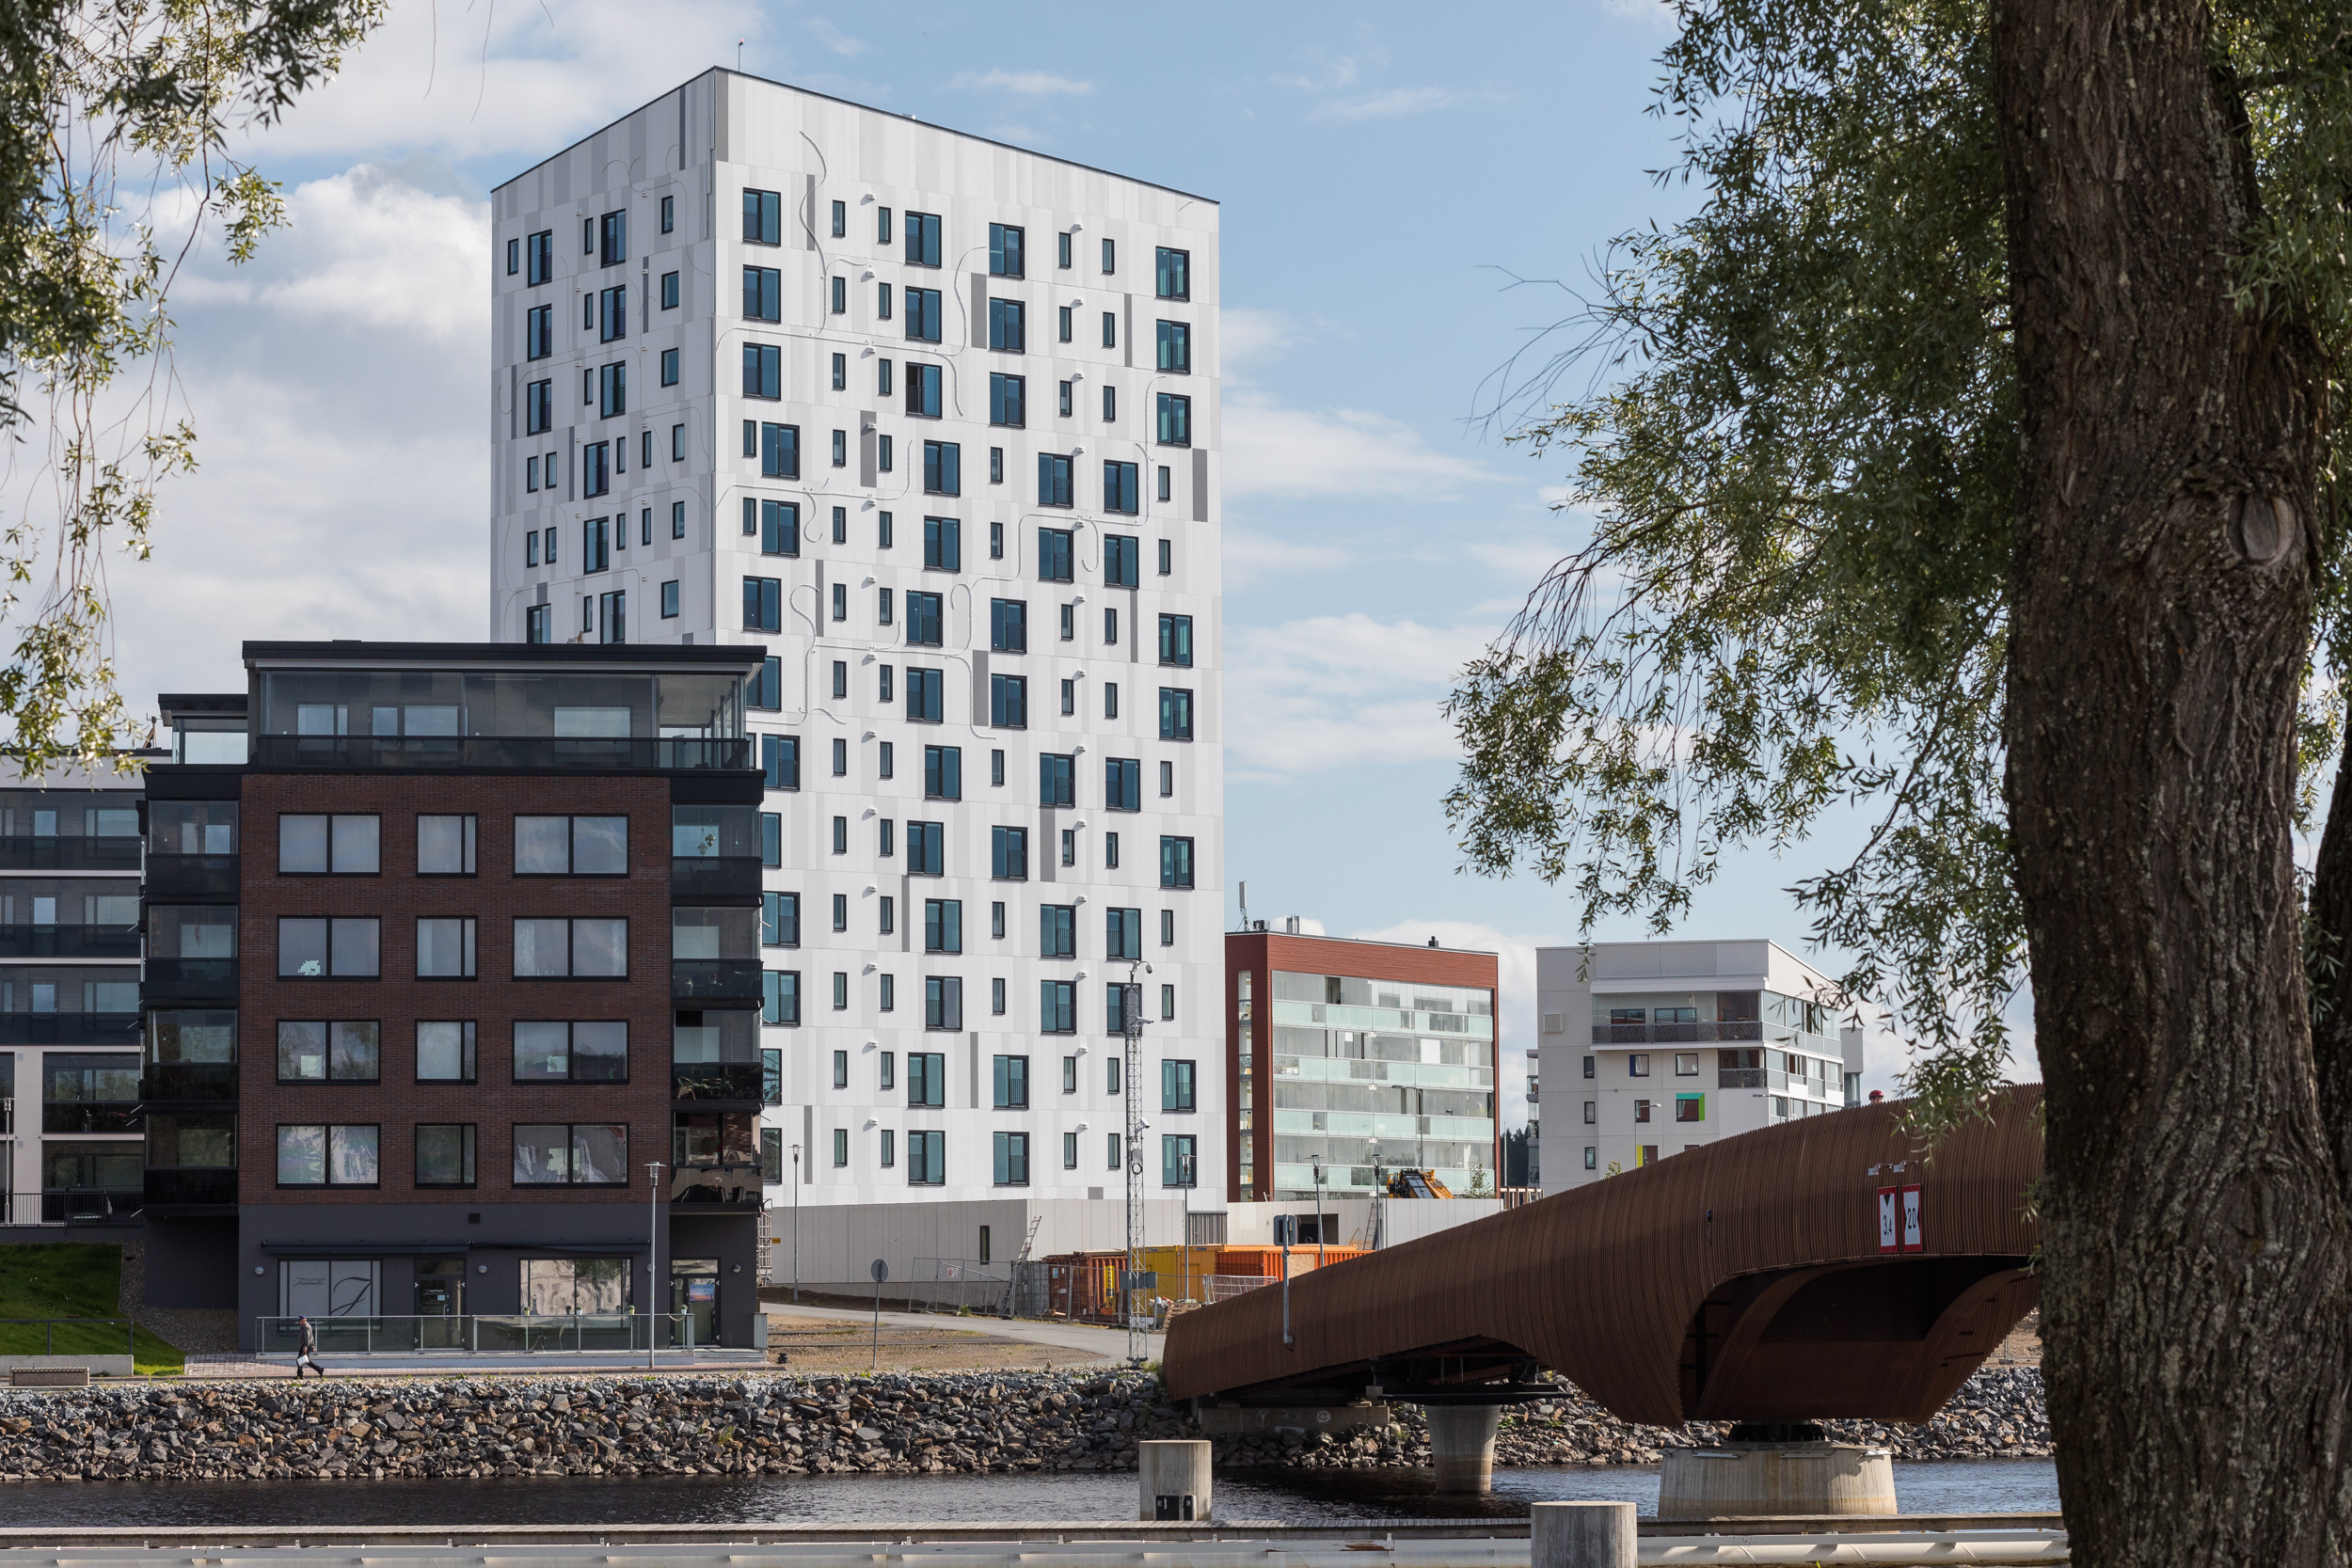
[1163,1089,2045,1427]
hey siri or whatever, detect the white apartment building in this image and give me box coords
[1535,940,1866,1194]
[487,71,1225,1289]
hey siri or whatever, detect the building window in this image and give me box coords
[1155,246,1189,300]
[1102,384,1117,421]
[1101,237,1116,274]
[763,893,800,947]
[1040,980,1076,1035]
[905,287,943,341]
[906,1129,945,1186]
[275,1021,379,1084]
[278,917,379,979]
[1104,461,1140,515]
[1106,907,1142,960]
[923,976,963,1032]
[1677,1094,1707,1122]
[924,898,962,954]
[1583,1101,1597,1125]
[1038,453,1073,508]
[1106,758,1141,811]
[906,360,943,418]
[1159,836,1195,890]
[526,303,551,359]
[527,229,553,284]
[1584,1147,1599,1170]
[415,1021,477,1084]
[922,515,961,572]
[276,1124,379,1186]
[992,1054,1030,1110]
[1040,904,1075,958]
[1161,1058,1197,1113]
[833,1050,850,1089]
[1161,1133,1196,1188]
[923,440,961,495]
[661,271,679,309]
[1157,392,1192,446]
[415,918,478,979]
[1635,1099,1653,1123]
[763,970,801,1023]
[906,820,945,876]
[278,814,379,875]
[1040,752,1075,807]
[1159,687,1195,740]
[1161,983,1175,1021]
[1160,909,1175,946]
[990,372,1025,427]
[990,673,1027,729]
[1158,614,1195,667]
[903,210,942,267]
[989,222,1025,277]
[991,1131,1029,1187]
[906,590,945,646]
[1630,1053,1651,1077]
[511,1019,628,1083]
[742,265,781,321]
[1677,1053,1701,1076]
[512,816,628,877]
[511,917,627,978]
[831,1125,850,1164]
[992,825,1028,880]
[513,1123,629,1184]
[760,733,799,786]
[742,188,781,245]
[1039,527,1074,582]
[990,597,1028,653]
[743,576,783,632]
[906,666,945,723]
[924,744,962,800]
[415,1124,477,1188]
[989,297,1026,353]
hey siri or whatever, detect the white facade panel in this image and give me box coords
[491,71,1224,1219]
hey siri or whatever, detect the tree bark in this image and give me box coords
[1994,0,2352,1562]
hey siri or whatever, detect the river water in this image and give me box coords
[1,1462,2059,1527]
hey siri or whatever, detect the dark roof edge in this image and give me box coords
[1227,929,1501,962]
[491,68,1219,209]
[241,641,763,669]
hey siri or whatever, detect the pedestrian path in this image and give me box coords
[765,1302,1162,1363]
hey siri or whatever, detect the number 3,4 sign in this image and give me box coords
[1878,1185,1923,1253]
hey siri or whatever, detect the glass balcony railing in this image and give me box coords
[671,1062,765,1101]
[43,1101,141,1133]
[142,1062,238,1101]
[144,855,240,899]
[0,1012,138,1046]
[144,1169,236,1207]
[144,958,238,999]
[247,736,751,771]
[1719,1068,1768,1088]
[671,857,763,900]
[671,959,764,1001]
[40,1187,142,1225]
[0,926,140,958]
[670,1162,763,1208]
[0,837,141,871]
[1590,1021,1767,1044]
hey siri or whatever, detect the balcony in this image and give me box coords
[144,958,238,1001]
[44,1101,141,1134]
[0,925,140,959]
[144,1168,236,1210]
[671,856,763,901]
[671,959,763,1002]
[672,1062,766,1102]
[1719,1068,1768,1089]
[669,1162,764,1210]
[248,736,752,771]
[142,1062,238,1102]
[145,854,240,899]
[1591,1021,1765,1045]
[0,836,140,872]
[38,1187,142,1226]
[0,1012,138,1047]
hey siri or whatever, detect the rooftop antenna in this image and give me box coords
[1238,880,1248,932]
[736,39,744,70]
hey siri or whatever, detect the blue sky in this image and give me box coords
[85,0,1975,1122]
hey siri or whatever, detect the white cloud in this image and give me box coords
[1224,612,1497,776]
[1311,87,1456,122]
[947,69,1095,96]
[804,17,866,56]
[1600,0,1680,27]
[1221,530,1353,589]
[1222,390,1498,501]
[1344,918,1567,1132]
[1460,537,1570,580]
[1220,307,1304,371]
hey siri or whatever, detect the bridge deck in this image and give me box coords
[1163,1088,2042,1426]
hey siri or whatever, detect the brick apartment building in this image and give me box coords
[1223,928,1500,1206]
[139,641,769,1351]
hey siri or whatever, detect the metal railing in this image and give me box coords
[1203,1274,1274,1303]
[255,1311,702,1354]
[911,1257,1010,1315]
[1591,1022,1766,1044]
[250,736,752,771]
[669,1162,763,1206]
[0,1317,136,1357]
[4,1188,142,1226]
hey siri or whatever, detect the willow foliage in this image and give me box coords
[1446,0,2352,1128]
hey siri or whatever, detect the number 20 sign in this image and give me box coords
[1878,1185,1923,1253]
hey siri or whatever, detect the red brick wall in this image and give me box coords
[237,774,675,1207]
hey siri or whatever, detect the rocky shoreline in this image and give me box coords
[0,1367,2048,1484]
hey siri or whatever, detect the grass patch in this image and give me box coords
[0,1243,183,1374]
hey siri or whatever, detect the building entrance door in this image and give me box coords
[415,1259,465,1348]
[670,1258,718,1347]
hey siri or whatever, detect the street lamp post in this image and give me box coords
[644,1161,663,1370]
[1310,1154,1327,1267]
[790,1144,803,1304]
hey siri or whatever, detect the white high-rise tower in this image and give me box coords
[489,71,1224,1291]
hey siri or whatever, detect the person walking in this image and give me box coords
[292,1315,324,1378]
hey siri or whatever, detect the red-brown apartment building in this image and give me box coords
[1224,927,1500,1205]
[138,641,769,1352]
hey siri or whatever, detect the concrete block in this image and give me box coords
[1138,1439,1212,1521]
[1531,1500,1635,1568]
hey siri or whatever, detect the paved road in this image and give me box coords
[765,1302,1162,1363]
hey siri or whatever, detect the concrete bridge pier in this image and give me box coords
[1426,1403,1503,1493]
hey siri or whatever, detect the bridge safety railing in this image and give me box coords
[254,1312,699,1354]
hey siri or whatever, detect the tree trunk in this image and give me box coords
[1993,0,2351,1562]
